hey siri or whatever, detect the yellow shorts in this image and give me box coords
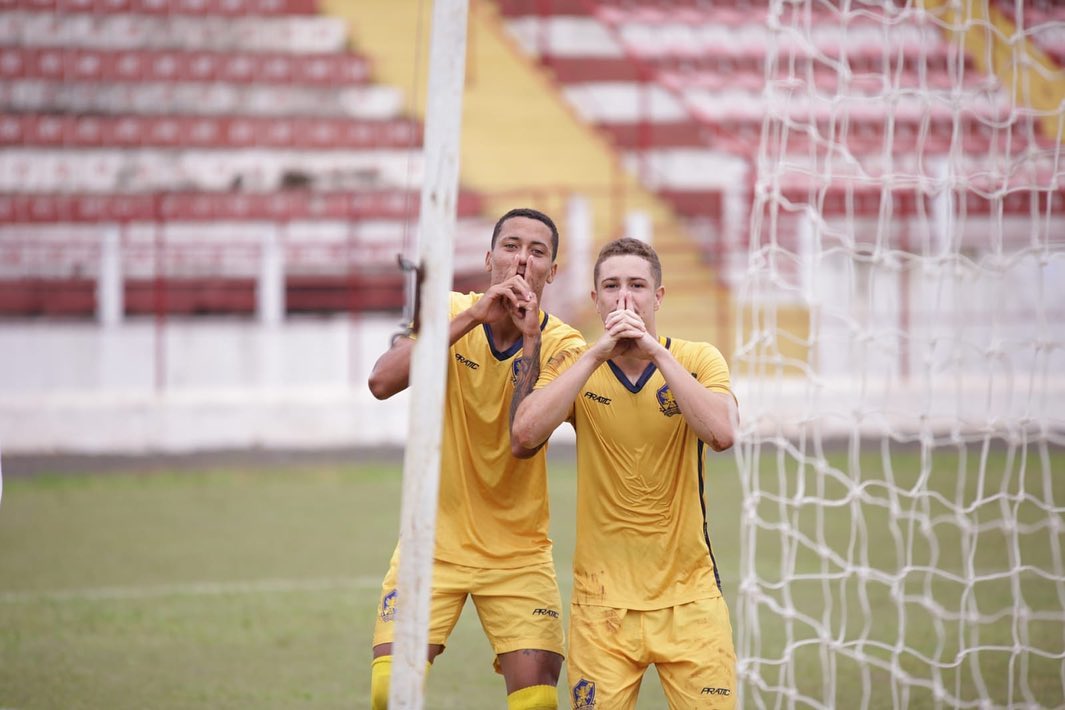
[567,597,737,709]
[372,551,565,662]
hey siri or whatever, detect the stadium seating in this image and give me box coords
[0,47,372,85]
[993,0,1065,65]
[494,0,1057,243]
[0,0,491,318]
[1,0,321,15]
[6,0,1059,319]
[1,115,421,149]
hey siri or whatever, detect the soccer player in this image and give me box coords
[510,237,739,709]
[367,208,584,710]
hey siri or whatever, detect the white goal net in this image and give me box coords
[735,0,1065,707]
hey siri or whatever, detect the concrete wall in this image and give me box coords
[4,308,1060,456]
[0,315,411,454]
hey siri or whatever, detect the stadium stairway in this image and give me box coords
[930,0,1065,144]
[322,0,735,348]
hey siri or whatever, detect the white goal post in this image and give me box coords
[735,1,1065,708]
[390,1,469,708]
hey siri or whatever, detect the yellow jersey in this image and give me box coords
[538,336,735,609]
[433,291,585,568]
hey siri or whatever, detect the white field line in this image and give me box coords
[0,576,381,603]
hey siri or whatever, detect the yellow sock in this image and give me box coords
[370,656,433,710]
[507,684,558,710]
[370,656,391,710]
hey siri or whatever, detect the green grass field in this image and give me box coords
[0,448,681,709]
[1,443,1062,709]
[736,441,1065,709]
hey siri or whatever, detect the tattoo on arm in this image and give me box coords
[509,336,542,448]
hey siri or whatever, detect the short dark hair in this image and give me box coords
[593,237,662,287]
[491,208,560,260]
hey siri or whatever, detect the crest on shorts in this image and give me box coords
[572,678,596,708]
[379,589,397,623]
[656,383,680,417]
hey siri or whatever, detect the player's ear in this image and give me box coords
[654,285,664,310]
[545,262,558,284]
[484,250,492,272]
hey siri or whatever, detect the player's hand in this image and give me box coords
[591,331,636,361]
[593,293,646,360]
[616,292,660,357]
[508,287,541,337]
[470,260,534,324]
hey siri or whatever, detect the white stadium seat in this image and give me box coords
[4,12,349,53]
[2,79,404,119]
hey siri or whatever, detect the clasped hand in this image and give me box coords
[595,293,655,361]
[474,261,539,334]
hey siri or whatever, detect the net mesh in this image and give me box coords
[735,1,1065,707]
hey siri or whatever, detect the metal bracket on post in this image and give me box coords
[392,254,423,346]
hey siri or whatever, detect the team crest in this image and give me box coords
[379,589,397,623]
[572,679,596,708]
[511,357,525,386]
[656,384,680,417]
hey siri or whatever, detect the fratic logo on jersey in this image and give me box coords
[656,384,680,417]
[584,391,612,405]
[572,679,596,708]
[379,589,397,623]
[702,687,732,696]
[454,353,480,370]
[531,607,559,619]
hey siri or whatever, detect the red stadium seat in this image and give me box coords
[7,0,318,15]
[0,190,484,223]
[0,48,371,85]
[495,0,591,18]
